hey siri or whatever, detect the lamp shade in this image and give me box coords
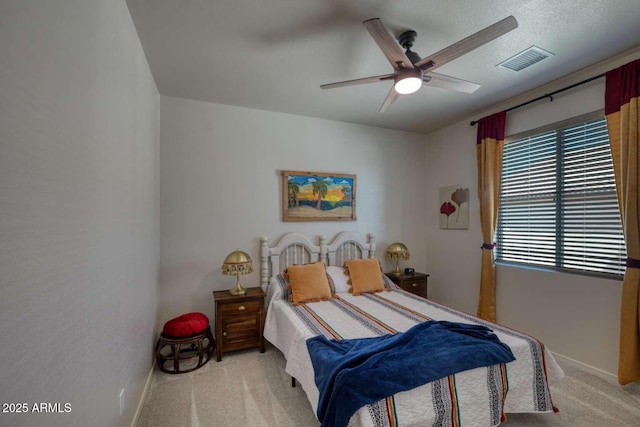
[222,250,253,273]
[385,242,410,276]
[386,242,410,259]
[222,250,253,295]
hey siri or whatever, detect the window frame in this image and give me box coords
[495,110,625,280]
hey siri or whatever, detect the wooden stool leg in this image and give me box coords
[196,339,204,367]
[206,327,215,358]
[173,343,180,373]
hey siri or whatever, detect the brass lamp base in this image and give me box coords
[229,276,246,295]
[391,262,402,276]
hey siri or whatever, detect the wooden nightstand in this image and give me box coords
[385,272,429,299]
[213,287,265,362]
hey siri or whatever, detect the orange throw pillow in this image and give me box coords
[345,258,386,296]
[285,262,333,305]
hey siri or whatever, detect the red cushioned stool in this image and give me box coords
[155,312,215,374]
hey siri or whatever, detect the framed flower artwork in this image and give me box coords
[439,185,469,229]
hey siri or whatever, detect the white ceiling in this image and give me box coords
[126,0,640,134]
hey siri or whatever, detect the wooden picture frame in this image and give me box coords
[282,170,356,222]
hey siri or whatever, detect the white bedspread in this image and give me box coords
[264,280,564,427]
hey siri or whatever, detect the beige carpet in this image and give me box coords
[137,344,640,427]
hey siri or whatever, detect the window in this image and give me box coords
[496,111,626,277]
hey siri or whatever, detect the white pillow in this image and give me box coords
[326,266,351,294]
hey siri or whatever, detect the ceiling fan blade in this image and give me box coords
[415,15,518,71]
[424,72,480,93]
[363,18,414,70]
[320,73,395,89]
[379,86,400,113]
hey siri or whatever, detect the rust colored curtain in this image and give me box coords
[476,111,506,322]
[605,58,640,385]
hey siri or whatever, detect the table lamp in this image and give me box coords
[385,242,410,276]
[222,250,253,295]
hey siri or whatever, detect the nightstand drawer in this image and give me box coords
[402,280,426,293]
[384,272,429,299]
[220,300,261,316]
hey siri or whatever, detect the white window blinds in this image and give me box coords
[496,113,626,277]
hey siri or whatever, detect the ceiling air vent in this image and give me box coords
[498,46,554,72]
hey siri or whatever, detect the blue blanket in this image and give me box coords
[307,320,515,427]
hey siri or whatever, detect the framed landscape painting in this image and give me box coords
[282,170,356,222]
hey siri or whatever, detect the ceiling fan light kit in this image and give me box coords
[394,69,423,94]
[321,15,518,112]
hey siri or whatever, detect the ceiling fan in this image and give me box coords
[320,16,518,112]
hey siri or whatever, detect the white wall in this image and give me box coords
[0,1,159,426]
[425,48,640,376]
[159,95,426,323]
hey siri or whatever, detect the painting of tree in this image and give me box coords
[288,181,300,207]
[281,170,356,221]
[312,180,329,209]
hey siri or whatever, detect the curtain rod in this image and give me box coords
[469,71,606,126]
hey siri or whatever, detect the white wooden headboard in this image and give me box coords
[326,231,376,266]
[259,231,376,290]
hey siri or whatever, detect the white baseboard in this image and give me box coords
[550,351,618,382]
[130,364,154,427]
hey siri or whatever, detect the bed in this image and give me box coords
[261,231,564,427]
